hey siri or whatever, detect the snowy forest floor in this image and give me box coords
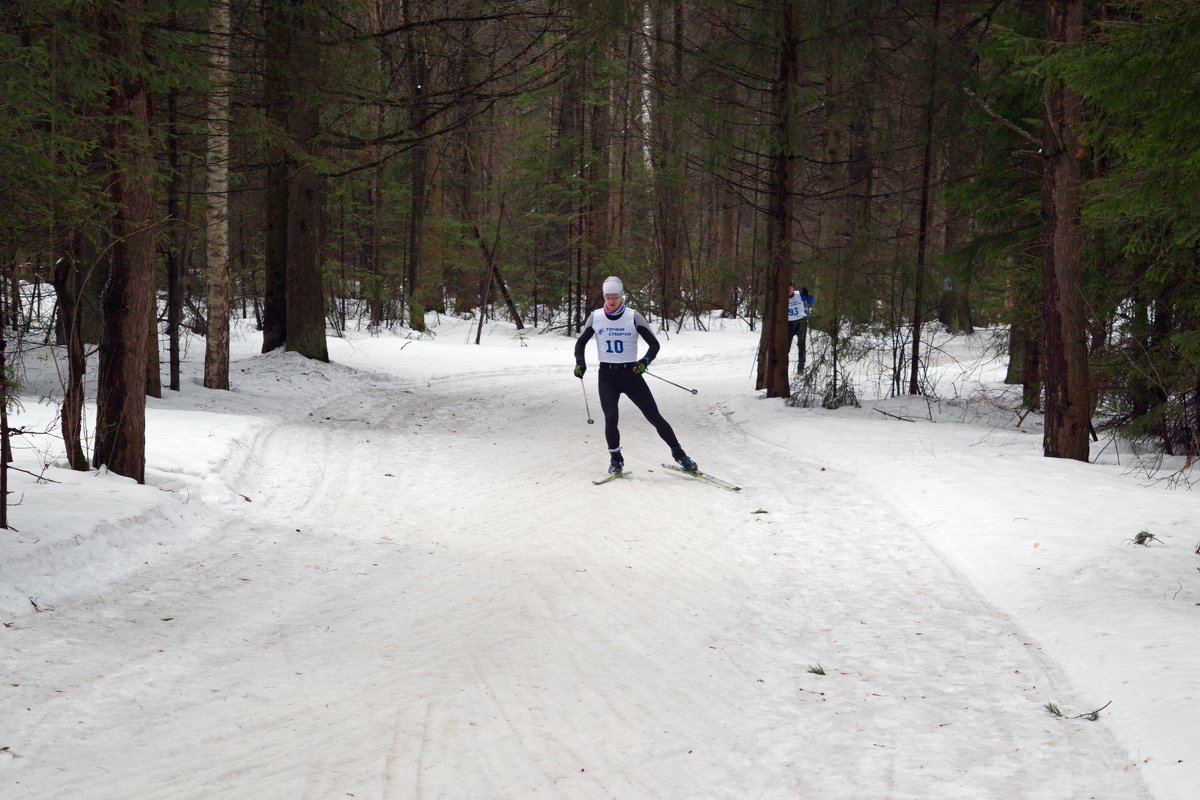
[1,315,1196,799]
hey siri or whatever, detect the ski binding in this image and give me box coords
[593,471,630,485]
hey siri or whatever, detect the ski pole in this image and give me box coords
[645,371,699,395]
[581,378,594,424]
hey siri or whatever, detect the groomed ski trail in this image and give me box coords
[0,362,1149,799]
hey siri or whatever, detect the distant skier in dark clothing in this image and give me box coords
[574,276,697,475]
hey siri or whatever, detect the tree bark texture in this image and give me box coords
[1040,0,1090,461]
[580,58,598,315]
[261,0,289,352]
[286,158,328,361]
[909,0,942,396]
[367,160,384,328]
[1020,319,1043,410]
[553,60,581,328]
[405,2,429,332]
[423,141,445,314]
[166,87,183,391]
[284,0,328,362]
[51,241,89,471]
[146,296,161,398]
[93,0,156,484]
[455,5,486,316]
[650,0,684,321]
[204,0,233,389]
[760,0,800,399]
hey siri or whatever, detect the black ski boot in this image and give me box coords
[608,449,624,475]
[671,447,698,473]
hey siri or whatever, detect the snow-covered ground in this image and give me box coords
[1,314,1196,799]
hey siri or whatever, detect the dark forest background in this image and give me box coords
[1,0,1197,485]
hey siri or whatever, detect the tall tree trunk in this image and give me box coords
[48,12,90,471]
[717,172,738,316]
[553,54,580,328]
[611,27,637,265]
[367,161,384,328]
[364,0,386,329]
[51,235,89,471]
[649,0,684,320]
[455,6,485,316]
[166,86,183,391]
[1041,0,1089,460]
[1020,319,1043,410]
[406,119,428,330]
[940,135,974,336]
[580,58,597,315]
[147,298,161,398]
[146,77,161,401]
[423,142,445,313]
[261,0,289,352]
[909,0,942,395]
[405,2,429,332]
[711,61,739,316]
[759,0,799,398]
[820,0,875,324]
[204,0,232,389]
[284,0,328,362]
[93,0,156,484]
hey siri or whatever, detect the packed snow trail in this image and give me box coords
[1,361,1148,798]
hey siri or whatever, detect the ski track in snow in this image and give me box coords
[0,363,1150,799]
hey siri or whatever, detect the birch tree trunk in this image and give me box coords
[204,0,232,389]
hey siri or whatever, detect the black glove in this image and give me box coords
[574,363,586,379]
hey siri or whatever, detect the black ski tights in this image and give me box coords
[598,367,681,452]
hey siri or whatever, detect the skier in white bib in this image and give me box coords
[787,279,813,371]
[573,276,698,475]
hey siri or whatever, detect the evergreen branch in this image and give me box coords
[964,88,1041,148]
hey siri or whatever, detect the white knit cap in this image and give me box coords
[602,276,624,296]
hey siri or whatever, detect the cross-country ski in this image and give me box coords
[659,462,741,491]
